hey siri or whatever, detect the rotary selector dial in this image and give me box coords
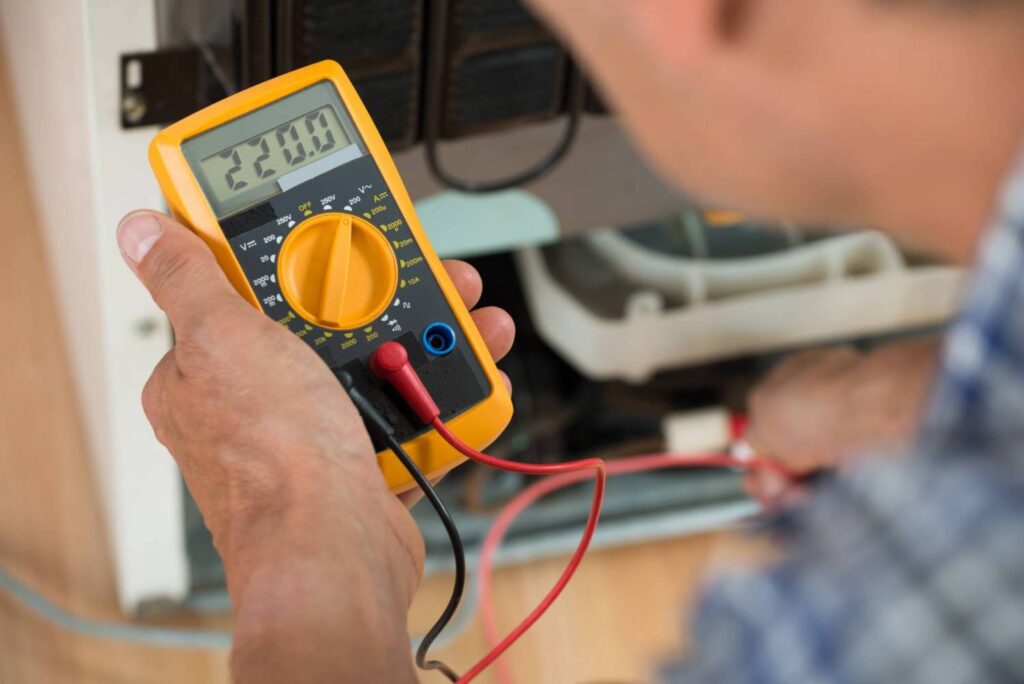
[277,212,398,330]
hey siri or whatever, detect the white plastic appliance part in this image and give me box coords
[516,229,964,382]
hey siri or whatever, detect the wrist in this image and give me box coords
[221,451,423,682]
[220,449,423,600]
[231,554,418,684]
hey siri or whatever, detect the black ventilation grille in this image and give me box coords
[440,0,567,139]
[278,0,424,151]
[350,71,418,148]
[448,45,564,132]
[299,0,420,59]
[450,0,542,35]
[271,0,592,147]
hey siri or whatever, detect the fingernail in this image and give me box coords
[117,212,163,265]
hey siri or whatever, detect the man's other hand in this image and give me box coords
[745,339,940,507]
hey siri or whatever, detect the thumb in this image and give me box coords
[117,210,243,335]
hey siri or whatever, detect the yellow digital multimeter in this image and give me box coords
[149,60,513,493]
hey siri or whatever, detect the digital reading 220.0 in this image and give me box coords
[199,105,351,204]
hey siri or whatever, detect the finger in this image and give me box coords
[742,471,765,504]
[117,210,244,337]
[471,306,515,363]
[398,488,425,509]
[743,469,806,513]
[140,350,179,448]
[743,470,786,512]
[443,260,483,310]
[397,473,447,509]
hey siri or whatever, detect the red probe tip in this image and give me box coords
[369,341,440,423]
[370,340,409,375]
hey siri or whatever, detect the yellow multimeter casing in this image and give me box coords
[149,60,512,493]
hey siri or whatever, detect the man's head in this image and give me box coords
[528,0,1024,262]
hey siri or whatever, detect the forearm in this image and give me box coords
[220,460,423,684]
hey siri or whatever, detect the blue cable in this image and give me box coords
[0,560,477,653]
[0,563,232,649]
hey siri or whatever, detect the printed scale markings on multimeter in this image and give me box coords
[149,62,512,492]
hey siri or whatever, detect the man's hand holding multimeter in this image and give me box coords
[129,60,523,681]
[116,209,513,682]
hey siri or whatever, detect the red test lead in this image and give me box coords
[370,341,607,683]
[369,341,797,684]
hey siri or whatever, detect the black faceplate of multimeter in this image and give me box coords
[219,154,490,448]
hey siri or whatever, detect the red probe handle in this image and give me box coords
[369,341,441,423]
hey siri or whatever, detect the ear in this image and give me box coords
[638,0,753,68]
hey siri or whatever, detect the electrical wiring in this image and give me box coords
[430,417,607,683]
[337,371,466,682]
[369,341,609,682]
[411,564,479,654]
[476,452,791,684]
[380,431,464,682]
[370,339,797,683]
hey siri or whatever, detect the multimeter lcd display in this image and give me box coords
[182,82,366,218]
[198,106,349,209]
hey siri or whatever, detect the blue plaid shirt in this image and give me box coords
[665,155,1024,683]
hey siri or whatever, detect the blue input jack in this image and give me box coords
[422,322,457,356]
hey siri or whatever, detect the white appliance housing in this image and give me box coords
[1,0,185,610]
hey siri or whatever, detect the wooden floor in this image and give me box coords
[0,52,763,684]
